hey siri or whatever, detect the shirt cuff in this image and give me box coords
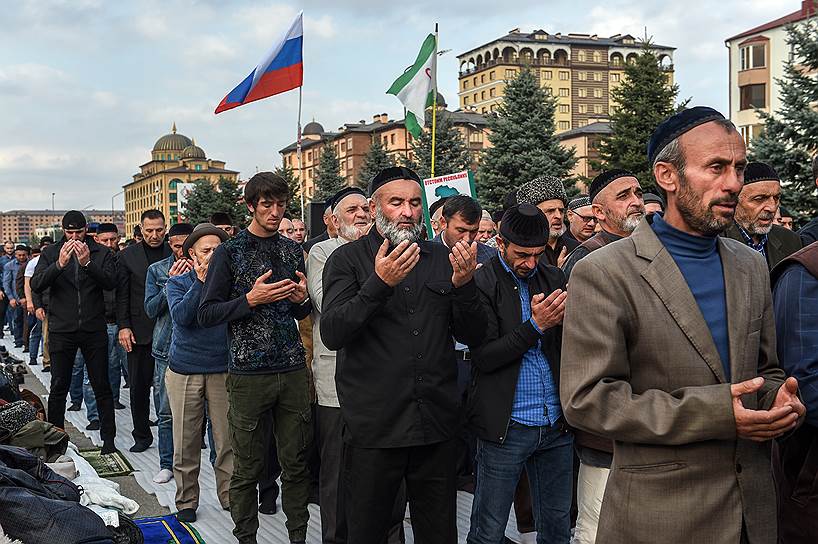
[528,317,543,335]
[361,272,394,301]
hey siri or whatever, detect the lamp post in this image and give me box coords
[111,190,124,216]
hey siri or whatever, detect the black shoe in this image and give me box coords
[14,343,22,348]
[101,441,117,455]
[123,382,129,389]
[258,498,278,515]
[67,403,82,412]
[114,401,126,410]
[290,541,306,544]
[129,441,151,453]
[42,366,50,373]
[28,360,38,366]
[149,419,158,427]
[86,420,100,431]
[176,508,197,523]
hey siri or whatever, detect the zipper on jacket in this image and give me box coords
[75,255,82,329]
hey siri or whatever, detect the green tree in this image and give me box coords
[749,19,818,220]
[477,69,577,210]
[181,177,248,227]
[412,110,472,181]
[597,40,685,189]
[313,143,348,202]
[357,139,395,189]
[274,164,303,217]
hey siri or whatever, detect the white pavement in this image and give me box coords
[2,334,522,543]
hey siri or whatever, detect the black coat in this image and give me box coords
[30,237,116,334]
[468,255,566,444]
[116,242,171,345]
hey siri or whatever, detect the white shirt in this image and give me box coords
[24,255,39,278]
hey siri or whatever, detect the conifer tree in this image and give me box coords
[357,139,395,189]
[312,143,348,202]
[274,164,303,217]
[477,68,576,210]
[182,177,247,227]
[412,110,472,181]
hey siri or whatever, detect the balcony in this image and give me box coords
[459,57,570,76]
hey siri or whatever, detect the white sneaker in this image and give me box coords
[152,469,173,484]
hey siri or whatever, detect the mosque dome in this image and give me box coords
[303,121,324,136]
[181,139,206,159]
[153,122,192,152]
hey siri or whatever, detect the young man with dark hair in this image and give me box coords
[117,209,171,453]
[3,244,30,347]
[210,212,235,237]
[199,171,313,544]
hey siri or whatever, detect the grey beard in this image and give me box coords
[375,206,423,245]
[621,212,645,233]
[741,215,774,236]
[549,224,567,240]
[338,221,369,241]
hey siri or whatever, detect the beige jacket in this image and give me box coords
[560,219,785,544]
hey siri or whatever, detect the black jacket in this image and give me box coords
[116,242,171,345]
[799,217,818,247]
[321,228,487,448]
[30,237,116,334]
[468,255,566,444]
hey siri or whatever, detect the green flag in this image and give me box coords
[387,33,437,138]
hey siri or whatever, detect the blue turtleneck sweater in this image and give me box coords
[652,215,731,380]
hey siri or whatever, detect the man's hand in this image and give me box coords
[192,253,211,283]
[556,246,569,268]
[450,241,478,288]
[8,299,17,308]
[74,241,91,266]
[118,327,135,353]
[35,308,45,321]
[771,377,806,423]
[18,297,26,306]
[732,377,800,442]
[531,289,567,331]
[26,302,35,314]
[374,240,420,287]
[287,271,308,304]
[169,258,193,277]
[57,241,75,269]
[246,270,297,308]
[0,290,5,301]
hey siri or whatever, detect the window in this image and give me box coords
[740,44,766,70]
[559,104,569,114]
[558,121,570,130]
[578,72,587,81]
[592,51,601,63]
[593,88,603,98]
[340,140,346,152]
[594,104,603,114]
[195,164,202,171]
[391,134,395,144]
[490,70,495,80]
[559,71,569,80]
[347,158,353,169]
[481,91,486,100]
[482,107,487,113]
[347,138,352,151]
[489,88,496,97]
[578,88,588,98]
[740,84,766,109]
[543,70,552,80]
[577,119,588,127]
[464,96,470,105]
[463,80,469,90]
[473,93,478,102]
[593,72,602,82]
[481,74,485,83]
[578,104,588,114]
[473,77,477,86]
[611,56,623,67]
[307,151,312,162]
[578,50,586,62]
[559,88,569,97]
[611,73,621,82]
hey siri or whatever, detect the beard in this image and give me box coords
[604,204,645,234]
[549,224,567,240]
[739,211,775,236]
[676,175,737,236]
[375,205,423,245]
[338,221,370,241]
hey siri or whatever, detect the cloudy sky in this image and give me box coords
[0,0,792,211]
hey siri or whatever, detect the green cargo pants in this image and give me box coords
[227,368,312,543]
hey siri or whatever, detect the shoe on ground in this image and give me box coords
[290,541,306,544]
[22,347,29,353]
[129,441,151,453]
[42,367,50,373]
[101,441,117,455]
[29,360,38,366]
[86,420,100,431]
[149,419,158,427]
[175,508,196,523]
[67,402,82,412]
[114,401,126,410]
[258,498,278,515]
[123,382,129,389]
[153,468,174,484]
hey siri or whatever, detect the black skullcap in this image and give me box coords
[779,205,793,218]
[40,236,54,245]
[502,190,518,211]
[589,169,636,203]
[429,196,450,218]
[14,244,29,253]
[499,204,550,248]
[368,166,422,197]
[168,223,194,237]
[491,209,504,223]
[744,162,780,184]
[643,193,666,208]
[86,222,99,234]
[568,195,591,211]
[209,212,233,226]
[62,210,87,230]
[97,223,118,235]
[647,106,726,165]
[331,187,367,211]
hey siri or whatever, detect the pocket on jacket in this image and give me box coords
[619,461,686,474]
[425,281,453,316]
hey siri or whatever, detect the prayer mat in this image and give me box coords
[78,448,135,478]
[134,515,206,544]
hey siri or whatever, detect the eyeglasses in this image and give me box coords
[574,214,597,224]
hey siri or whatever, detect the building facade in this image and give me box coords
[725,1,817,145]
[0,209,124,244]
[456,29,674,132]
[558,122,613,181]
[280,103,489,201]
[124,124,240,236]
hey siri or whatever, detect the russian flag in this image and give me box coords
[215,12,303,114]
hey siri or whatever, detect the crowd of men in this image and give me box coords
[2,104,818,544]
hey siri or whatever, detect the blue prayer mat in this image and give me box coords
[134,515,206,544]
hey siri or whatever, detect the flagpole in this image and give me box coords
[297,86,305,221]
[430,23,439,178]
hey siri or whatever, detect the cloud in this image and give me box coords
[0,146,75,172]
[0,64,69,95]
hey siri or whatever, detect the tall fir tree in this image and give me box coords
[477,69,577,210]
[182,177,248,227]
[312,143,348,202]
[749,19,818,220]
[597,40,684,189]
[357,139,395,189]
[412,110,472,181]
[274,164,303,217]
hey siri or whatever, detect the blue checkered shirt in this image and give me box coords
[499,256,562,427]
[737,224,768,259]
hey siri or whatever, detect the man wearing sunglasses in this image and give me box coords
[565,195,597,244]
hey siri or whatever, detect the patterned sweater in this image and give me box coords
[198,229,311,374]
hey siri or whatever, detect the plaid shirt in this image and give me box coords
[737,224,768,259]
[498,256,562,427]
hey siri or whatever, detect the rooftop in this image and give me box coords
[726,0,817,42]
[1,209,124,215]
[557,121,613,140]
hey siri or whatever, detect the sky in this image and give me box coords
[0,0,794,211]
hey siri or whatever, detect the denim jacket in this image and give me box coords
[144,254,174,360]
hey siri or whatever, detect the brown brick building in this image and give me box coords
[0,209,125,244]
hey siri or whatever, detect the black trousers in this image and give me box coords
[344,439,455,544]
[127,344,155,444]
[48,330,116,442]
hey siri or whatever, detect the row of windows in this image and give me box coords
[577,71,604,82]
[576,50,604,63]
[156,154,179,161]
[577,104,606,114]
[463,70,498,89]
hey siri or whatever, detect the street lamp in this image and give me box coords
[111,190,124,216]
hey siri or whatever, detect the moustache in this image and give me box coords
[710,195,738,207]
